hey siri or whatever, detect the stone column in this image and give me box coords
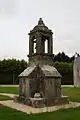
[42,40,45,53]
[36,33,42,54]
[29,36,34,55]
[48,35,53,54]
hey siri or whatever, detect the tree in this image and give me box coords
[0,59,27,84]
[54,52,74,62]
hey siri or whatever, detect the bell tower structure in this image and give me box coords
[29,18,53,55]
[28,18,54,66]
[16,18,69,108]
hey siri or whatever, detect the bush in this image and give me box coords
[0,59,27,84]
[0,59,73,85]
[54,62,73,85]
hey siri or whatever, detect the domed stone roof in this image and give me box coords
[29,18,53,34]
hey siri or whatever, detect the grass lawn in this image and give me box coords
[0,105,80,120]
[0,86,80,119]
[0,86,80,102]
[0,95,12,101]
[0,86,19,94]
[62,87,80,102]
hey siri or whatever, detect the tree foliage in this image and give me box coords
[0,59,27,84]
[0,59,27,74]
[0,52,74,84]
[54,52,74,62]
[54,62,73,85]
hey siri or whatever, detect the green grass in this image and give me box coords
[62,87,80,102]
[0,105,80,120]
[0,86,80,102]
[0,86,80,119]
[0,86,19,94]
[0,95,12,101]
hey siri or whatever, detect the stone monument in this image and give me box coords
[73,53,80,87]
[15,18,69,107]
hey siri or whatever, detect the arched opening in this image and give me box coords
[41,35,49,54]
[31,36,36,54]
[33,39,36,53]
[45,39,48,53]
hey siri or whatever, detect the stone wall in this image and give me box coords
[73,57,80,87]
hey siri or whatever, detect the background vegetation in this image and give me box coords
[0,59,27,84]
[54,62,73,85]
[0,52,74,84]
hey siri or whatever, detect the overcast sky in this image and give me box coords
[0,0,80,60]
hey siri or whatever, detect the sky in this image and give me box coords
[0,0,80,61]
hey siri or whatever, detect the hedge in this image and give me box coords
[54,62,73,85]
[0,60,73,85]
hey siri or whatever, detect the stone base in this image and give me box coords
[14,96,69,108]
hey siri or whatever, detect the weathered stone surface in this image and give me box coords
[73,53,80,87]
[29,18,53,35]
[15,18,69,108]
[19,65,61,78]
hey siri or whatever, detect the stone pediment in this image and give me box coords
[19,66,36,77]
[19,65,61,78]
[41,65,61,77]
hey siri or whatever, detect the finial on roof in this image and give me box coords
[38,18,45,25]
